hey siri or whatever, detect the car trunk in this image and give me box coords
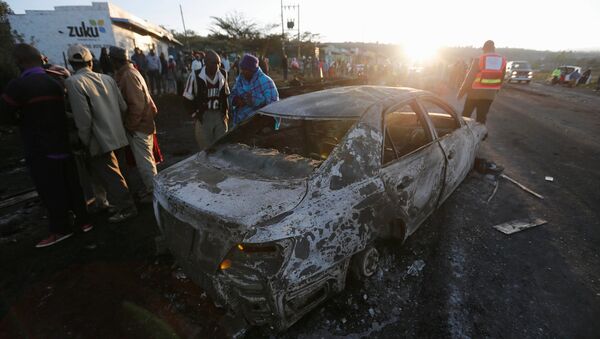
[154,144,317,272]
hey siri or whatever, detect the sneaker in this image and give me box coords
[108,208,138,223]
[35,233,73,248]
[81,223,94,233]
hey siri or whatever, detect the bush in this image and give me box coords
[0,1,18,93]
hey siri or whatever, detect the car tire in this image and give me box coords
[350,246,379,279]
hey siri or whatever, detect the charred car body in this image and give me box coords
[153,86,487,331]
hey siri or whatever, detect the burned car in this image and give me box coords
[153,86,487,332]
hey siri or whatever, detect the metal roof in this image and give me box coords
[259,86,424,118]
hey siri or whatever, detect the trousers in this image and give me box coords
[89,150,135,212]
[127,131,157,193]
[462,98,493,124]
[27,154,89,234]
[194,110,227,150]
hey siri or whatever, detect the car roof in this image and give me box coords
[259,86,426,119]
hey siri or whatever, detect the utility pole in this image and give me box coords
[280,0,285,56]
[297,4,300,59]
[179,4,191,53]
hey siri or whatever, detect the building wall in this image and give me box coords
[112,25,170,59]
[9,3,116,67]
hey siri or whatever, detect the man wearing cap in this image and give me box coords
[191,50,229,149]
[64,44,137,223]
[458,40,506,124]
[191,51,205,74]
[230,54,279,126]
[110,46,158,200]
[1,44,91,247]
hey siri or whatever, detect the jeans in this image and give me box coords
[147,69,161,95]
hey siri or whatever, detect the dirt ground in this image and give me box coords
[1,80,599,338]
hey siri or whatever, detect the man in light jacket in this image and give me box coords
[64,44,137,223]
[146,49,162,96]
[110,46,158,200]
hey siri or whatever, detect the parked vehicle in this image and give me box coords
[153,86,487,333]
[505,60,533,83]
[550,65,582,85]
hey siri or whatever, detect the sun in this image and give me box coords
[402,43,439,64]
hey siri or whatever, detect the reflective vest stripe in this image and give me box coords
[480,78,502,84]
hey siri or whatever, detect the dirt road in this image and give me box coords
[1,82,599,338]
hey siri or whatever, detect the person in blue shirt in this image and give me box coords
[230,54,279,126]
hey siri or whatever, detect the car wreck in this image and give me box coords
[153,86,487,332]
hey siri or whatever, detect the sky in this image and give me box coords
[8,0,600,55]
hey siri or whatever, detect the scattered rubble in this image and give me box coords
[406,259,426,276]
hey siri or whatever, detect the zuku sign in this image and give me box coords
[67,19,107,38]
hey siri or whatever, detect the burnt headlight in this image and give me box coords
[219,239,293,277]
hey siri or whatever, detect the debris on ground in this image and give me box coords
[492,218,548,235]
[545,176,554,182]
[500,174,544,199]
[406,259,426,276]
[487,181,499,203]
[475,158,504,176]
[0,189,38,209]
[173,269,188,281]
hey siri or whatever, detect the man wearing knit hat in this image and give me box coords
[230,54,279,126]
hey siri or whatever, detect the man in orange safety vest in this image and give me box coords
[458,40,506,124]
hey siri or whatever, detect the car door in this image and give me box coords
[379,101,446,235]
[418,97,475,202]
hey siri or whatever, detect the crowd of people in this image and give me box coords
[0,43,280,248]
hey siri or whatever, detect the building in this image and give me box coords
[9,2,182,67]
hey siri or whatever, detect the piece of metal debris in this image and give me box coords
[545,176,554,182]
[407,259,426,276]
[500,174,544,199]
[492,218,548,235]
[0,190,38,209]
[173,269,187,281]
[487,181,499,203]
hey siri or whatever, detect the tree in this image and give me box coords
[0,1,18,93]
[208,12,263,40]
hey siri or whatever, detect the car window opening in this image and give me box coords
[217,114,358,162]
[421,100,460,138]
[383,106,431,164]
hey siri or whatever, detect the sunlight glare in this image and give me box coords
[403,43,439,64]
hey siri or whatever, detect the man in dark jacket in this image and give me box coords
[191,50,229,150]
[0,44,91,248]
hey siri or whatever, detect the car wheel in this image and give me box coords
[350,246,379,279]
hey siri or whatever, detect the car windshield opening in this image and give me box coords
[513,62,531,69]
[215,114,358,161]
